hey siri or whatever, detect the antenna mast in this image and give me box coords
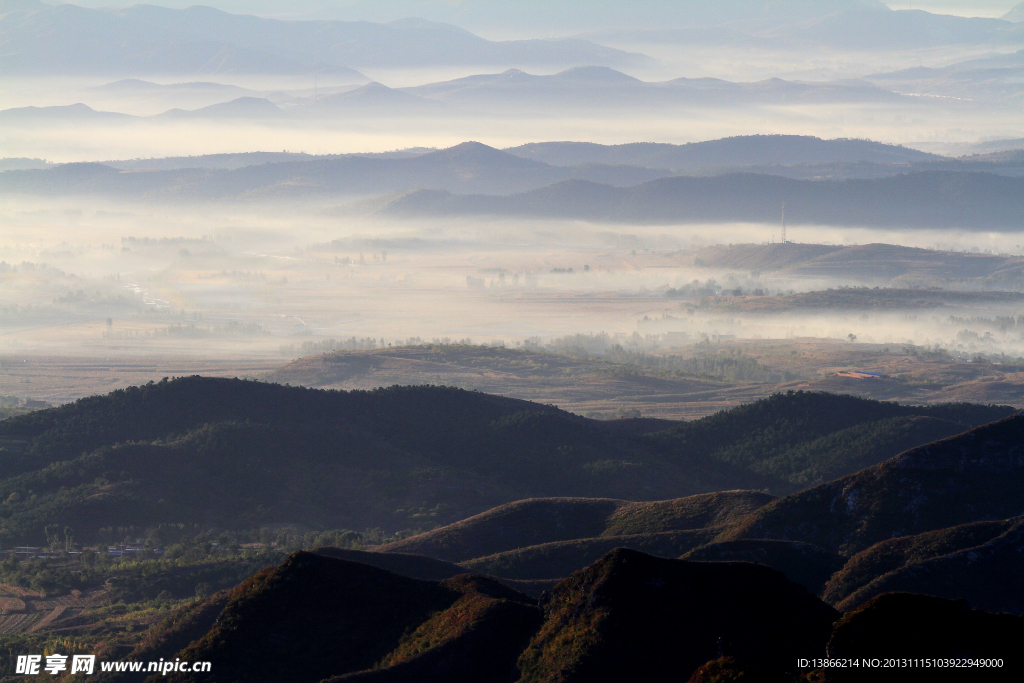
[781,203,787,244]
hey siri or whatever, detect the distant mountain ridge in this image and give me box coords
[505,135,938,170]
[7,139,1024,214]
[0,141,673,198]
[2,134,936,172]
[0,3,646,76]
[0,69,915,120]
[594,4,1024,51]
[376,169,1024,229]
[398,68,905,109]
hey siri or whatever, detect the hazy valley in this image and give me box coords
[3,0,1024,681]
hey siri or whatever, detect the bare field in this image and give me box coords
[0,356,283,406]
[268,340,1024,421]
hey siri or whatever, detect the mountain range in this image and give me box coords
[0,68,924,122]
[591,4,1024,51]
[505,135,939,169]
[396,67,906,109]
[0,142,672,197]
[360,405,1024,618]
[5,138,1024,212]
[0,378,1009,546]
[0,1,646,76]
[6,0,1023,80]
[64,384,1024,681]
[1,373,1023,679]
[867,48,1024,106]
[375,167,1024,230]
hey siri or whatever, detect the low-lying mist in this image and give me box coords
[3,197,1024,375]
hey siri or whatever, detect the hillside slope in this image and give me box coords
[723,412,1024,555]
[681,539,846,596]
[0,378,1005,546]
[162,552,536,683]
[826,594,1024,681]
[648,392,1012,491]
[378,492,775,562]
[516,549,839,683]
[377,171,1024,229]
[822,518,1019,606]
[100,547,1024,682]
[834,519,1024,614]
[461,529,721,580]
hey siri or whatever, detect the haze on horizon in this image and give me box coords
[3,0,1024,409]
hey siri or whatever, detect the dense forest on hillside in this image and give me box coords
[0,378,1009,546]
[0,383,1020,681]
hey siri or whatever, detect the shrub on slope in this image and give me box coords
[462,529,719,580]
[822,518,1019,606]
[381,491,771,563]
[834,519,1024,614]
[515,549,838,682]
[648,391,1013,492]
[722,413,1024,555]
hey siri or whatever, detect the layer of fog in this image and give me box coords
[3,101,1024,164]
[4,198,1024,369]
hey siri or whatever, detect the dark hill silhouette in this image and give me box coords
[312,547,555,598]
[0,378,1006,546]
[822,518,1020,607]
[328,574,541,683]
[313,547,470,582]
[505,135,938,169]
[97,547,1024,682]
[378,492,775,562]
[517,549,839,683]
[826,594,1024,681]
[376,170,1024,229]
[681,539,846,596]
[160,552,538,683]
[723,412,1024,555]
[834,518,1024,614]
[461,528,720,580]
[646,392,1012,492]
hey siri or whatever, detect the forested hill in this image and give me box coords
[0,378,1011,545]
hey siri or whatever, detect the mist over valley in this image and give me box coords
[2,2,1024,681]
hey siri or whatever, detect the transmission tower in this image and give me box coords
[781,203,787,244]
